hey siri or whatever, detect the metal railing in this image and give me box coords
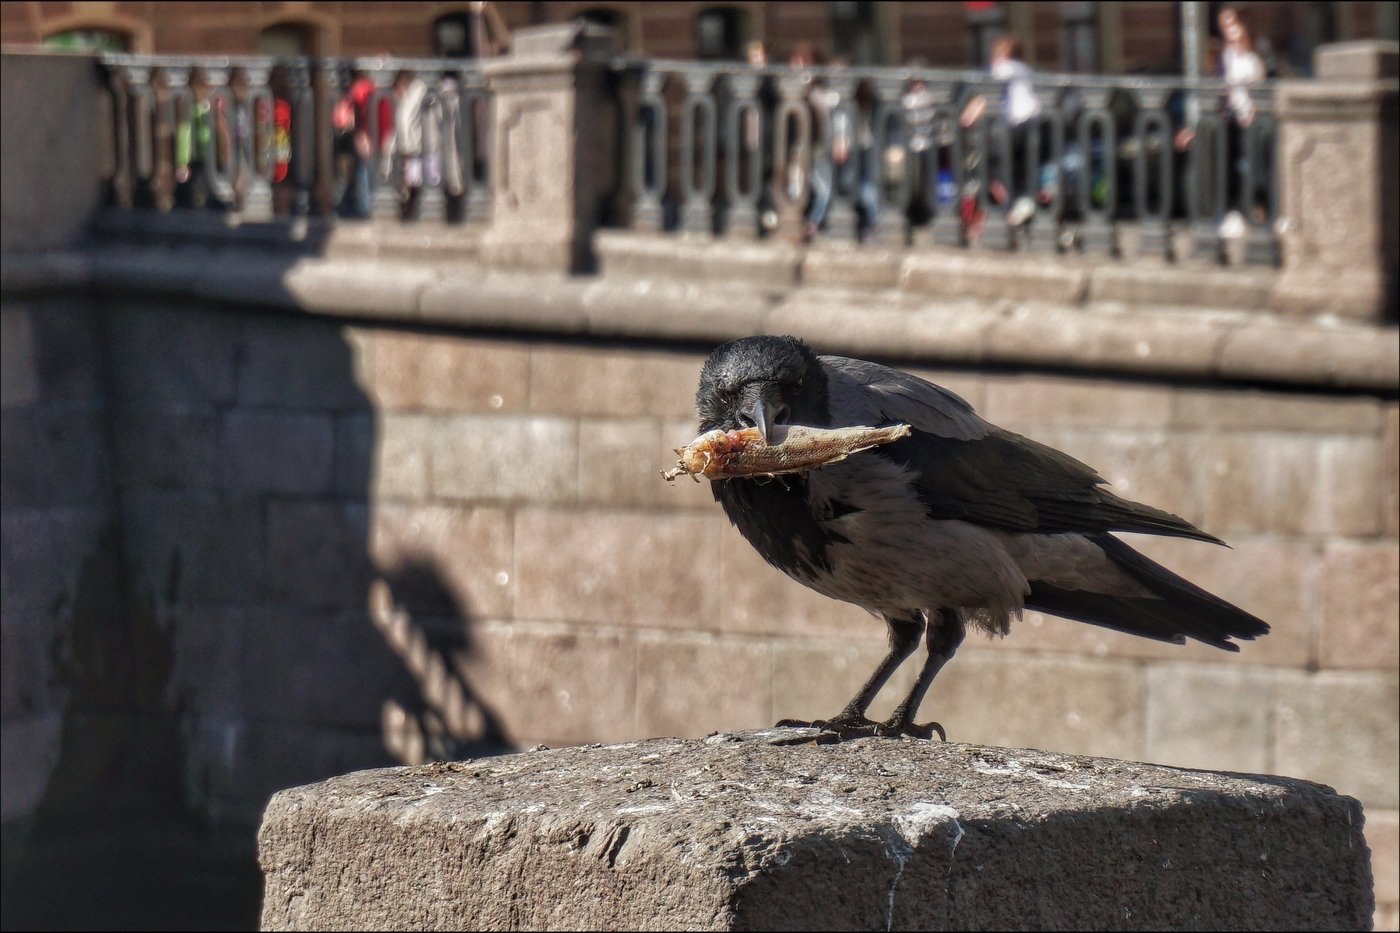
[612,60,1280,264]
[101,53,492,224]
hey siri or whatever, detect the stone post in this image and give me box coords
[259,731,1376,931]
[1274,41,1398,321]
[479,22,620,273]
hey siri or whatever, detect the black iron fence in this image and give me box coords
[616,60,1279,264]
[101,53,492,224]
[100,53,1279,265]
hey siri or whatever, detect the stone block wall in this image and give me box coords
[0,292,135,822]
[2,270,1396,927]
[64,294,1394,925]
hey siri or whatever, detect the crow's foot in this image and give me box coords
[876,716,947,741]
[772,714,939,743]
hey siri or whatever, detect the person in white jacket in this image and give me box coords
[384,69,430,220]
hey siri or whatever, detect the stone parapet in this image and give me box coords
[25,238,1393,393]
[1275,41,1399,322]
[258,730,1374,931]
[478,22,621,274]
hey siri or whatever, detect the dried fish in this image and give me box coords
[662,423,911,482]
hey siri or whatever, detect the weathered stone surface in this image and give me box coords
[364,330,530,413]
[1273,669,1400,809]
[902,251,1090,304]
[219,411,336,496]
[1144,663,1274,774]
[108,304,240,406]
[1369,808,1400,910]
[258,730,1375,931]
[114,409,220,489]
[1171,388,1383,434]
[982,375,1173,431]
[0,710,63,822]
[427,414,578,503]
[1088,264,1275,310]
[369,503,514,619]
[634,633,772,738]
[597,231,801,290]
[529,345,707,420]
[513,508,725,628]
[0,305,37,408]
[931,650,1144,762]
[266,500,371,609]
[1386,404,1400,537]
[499,622,638,747]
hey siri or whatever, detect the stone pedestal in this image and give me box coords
[478,23,620,274]
[259,730,1375,931]
[1274,41,1398,321]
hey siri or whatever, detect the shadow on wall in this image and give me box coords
[0,226,509,930]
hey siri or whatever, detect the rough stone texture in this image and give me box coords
[0,51,106,250]
[258,730,1375,932]
[1274,44,1399,321]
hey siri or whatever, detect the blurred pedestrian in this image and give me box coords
[335,68,376,218]
[383,69,429,221]
[960,37,1041,226]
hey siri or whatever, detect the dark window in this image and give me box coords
[1060,1,1097,73]
[44,28,130,53]
[434,12,474,58]
[695,6,748,61]
[832,1,880,65]
[258,23,315,57]
[965,1,1006,68]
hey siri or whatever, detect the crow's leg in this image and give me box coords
[878,608,965,741]
[776,611,923,732]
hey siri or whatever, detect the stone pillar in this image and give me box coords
[1274,41,1398,321]
[259,730,1376,931]
[479,22,620,273]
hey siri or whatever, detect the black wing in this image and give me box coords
[821,356,1221,543]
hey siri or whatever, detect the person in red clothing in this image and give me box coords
[336,68,377,218]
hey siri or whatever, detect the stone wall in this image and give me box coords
[1,249,1396,927]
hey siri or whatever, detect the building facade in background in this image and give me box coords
[1,1,1396,75]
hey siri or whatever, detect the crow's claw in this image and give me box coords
[876,717,947,741]
[774,715,944,743]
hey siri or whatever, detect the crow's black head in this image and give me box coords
[696,335,830,440]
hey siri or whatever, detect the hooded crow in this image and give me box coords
[695,335,1270,740]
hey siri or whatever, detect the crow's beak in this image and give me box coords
[748,396,781,445]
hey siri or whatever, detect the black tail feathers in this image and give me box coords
[1026,534,1270,651]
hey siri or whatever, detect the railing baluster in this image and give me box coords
[724,71,763,239]
[869,76,910,247]
[284,60,315,216]
[679,70,717,235]
[1242,93,1279,266]
[1133,87,1174,260]
[926,90,964,249]
[1024,93,1065,254]
[202,67,236,208]
[1187,87,1228,263]
[824,74,859,243]
[460,71,492,223]
[770,72,811,242]
[159,65,191,212]
[1075,85,1116,255]
[629,67,666,233]
[970,78,1014,252]
[125,64,156,209]
[235,62,275,219]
